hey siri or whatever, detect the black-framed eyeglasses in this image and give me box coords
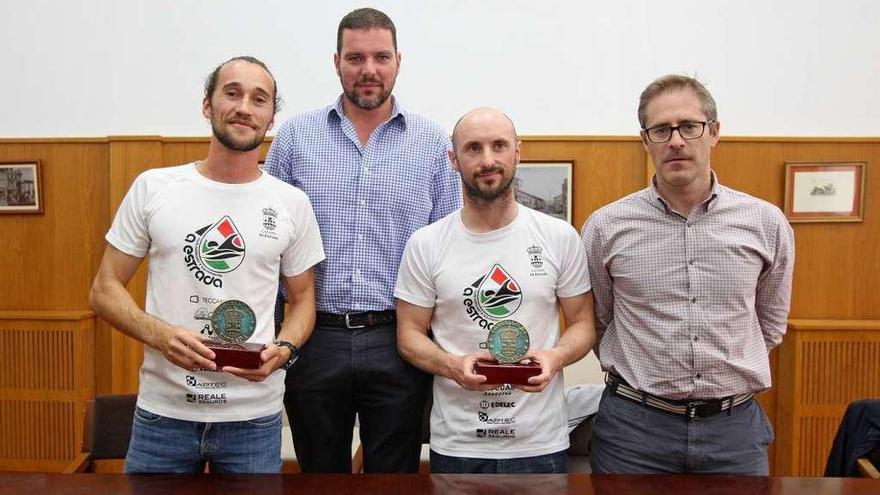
[642,121,714,144]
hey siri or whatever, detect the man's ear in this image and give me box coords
[639,131,650,152]
[709,120,721,148]
[202,96,211,119]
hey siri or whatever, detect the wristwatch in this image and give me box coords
[274,340,299,370]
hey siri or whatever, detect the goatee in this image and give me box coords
[212,121,264,152]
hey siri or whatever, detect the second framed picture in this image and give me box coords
[514,161,572,224]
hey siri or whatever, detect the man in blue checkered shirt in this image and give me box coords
[263,7,461,473]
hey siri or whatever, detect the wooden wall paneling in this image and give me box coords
[775,323,801,475]
[712,139,880,320]
[0,311,94,472]
[106,137,164,394]
[160,137,270,167]
[520,137,645,229]
[0,140,109,311]
[775,319,880,476]
[712,140,788,205]
[160,139,209,167]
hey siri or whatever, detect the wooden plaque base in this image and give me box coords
[204,341,265,369]
[474,360,541,385]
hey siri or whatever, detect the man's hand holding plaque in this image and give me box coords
[474,320,542,386]
[203,300,266,370]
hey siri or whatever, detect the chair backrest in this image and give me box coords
[824,399,880,477]
[83,394,138,460]
[857,445,880,479]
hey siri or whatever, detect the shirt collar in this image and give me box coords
[327,95,407,129]
[648,170,722,214]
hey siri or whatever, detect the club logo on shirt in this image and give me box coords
[262,207,277,231]
[528,245,543,268]
[462,265,523,329]
[182,216,246,287]
[260,206,279,240]
[528,244,548,277]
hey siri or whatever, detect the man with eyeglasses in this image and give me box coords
[581,74,795,475]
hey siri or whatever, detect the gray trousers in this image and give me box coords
[590,387,773,475]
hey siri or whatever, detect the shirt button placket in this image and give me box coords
[353,154,370,309]
[685,218,697,305]
[685,217,700,392]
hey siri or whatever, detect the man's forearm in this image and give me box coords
[90,279,170,349]
[278,300,315,348]
[399,327,458,378]
[553,320,594,367]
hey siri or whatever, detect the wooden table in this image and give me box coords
[1,473,877,495]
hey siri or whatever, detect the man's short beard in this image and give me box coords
[212,122,264,152]
[463,175,514,203]
[344,86,391,111]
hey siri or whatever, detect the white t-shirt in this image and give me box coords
[106,163,325,422]
[395,204,591,459]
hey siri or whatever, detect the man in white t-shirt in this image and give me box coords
[395,108,596,473]
[89,56,325,473]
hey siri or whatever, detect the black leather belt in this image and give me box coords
[316,311,396,329]
[606,373,753,421]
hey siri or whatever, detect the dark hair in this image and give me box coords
[637,74,717,129]
[204,56,281,114]
[337,7,397,53]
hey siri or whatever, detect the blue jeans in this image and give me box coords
[590,388,773,475]
[430,449,568,474]
[284,323,430,473]
[124,407,282,473]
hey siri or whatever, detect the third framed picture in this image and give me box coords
[783,162,865,222]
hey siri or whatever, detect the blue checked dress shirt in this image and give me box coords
[264,96,462,314]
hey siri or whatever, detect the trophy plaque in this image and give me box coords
[474,319,541,385]
[204,300,265,369]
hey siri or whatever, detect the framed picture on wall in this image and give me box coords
[515,161,573,224]
[783,162,865,222]
[0,161,43,214]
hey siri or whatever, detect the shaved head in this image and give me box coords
[451,107,518,152]
[448,107,521,205]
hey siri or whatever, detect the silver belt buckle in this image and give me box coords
[686,400,706,420]
[345,313,366,329]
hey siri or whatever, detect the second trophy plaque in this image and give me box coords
[474,319,541,385]
[203,300,265,369]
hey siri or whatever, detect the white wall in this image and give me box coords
[2,0,878,138]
